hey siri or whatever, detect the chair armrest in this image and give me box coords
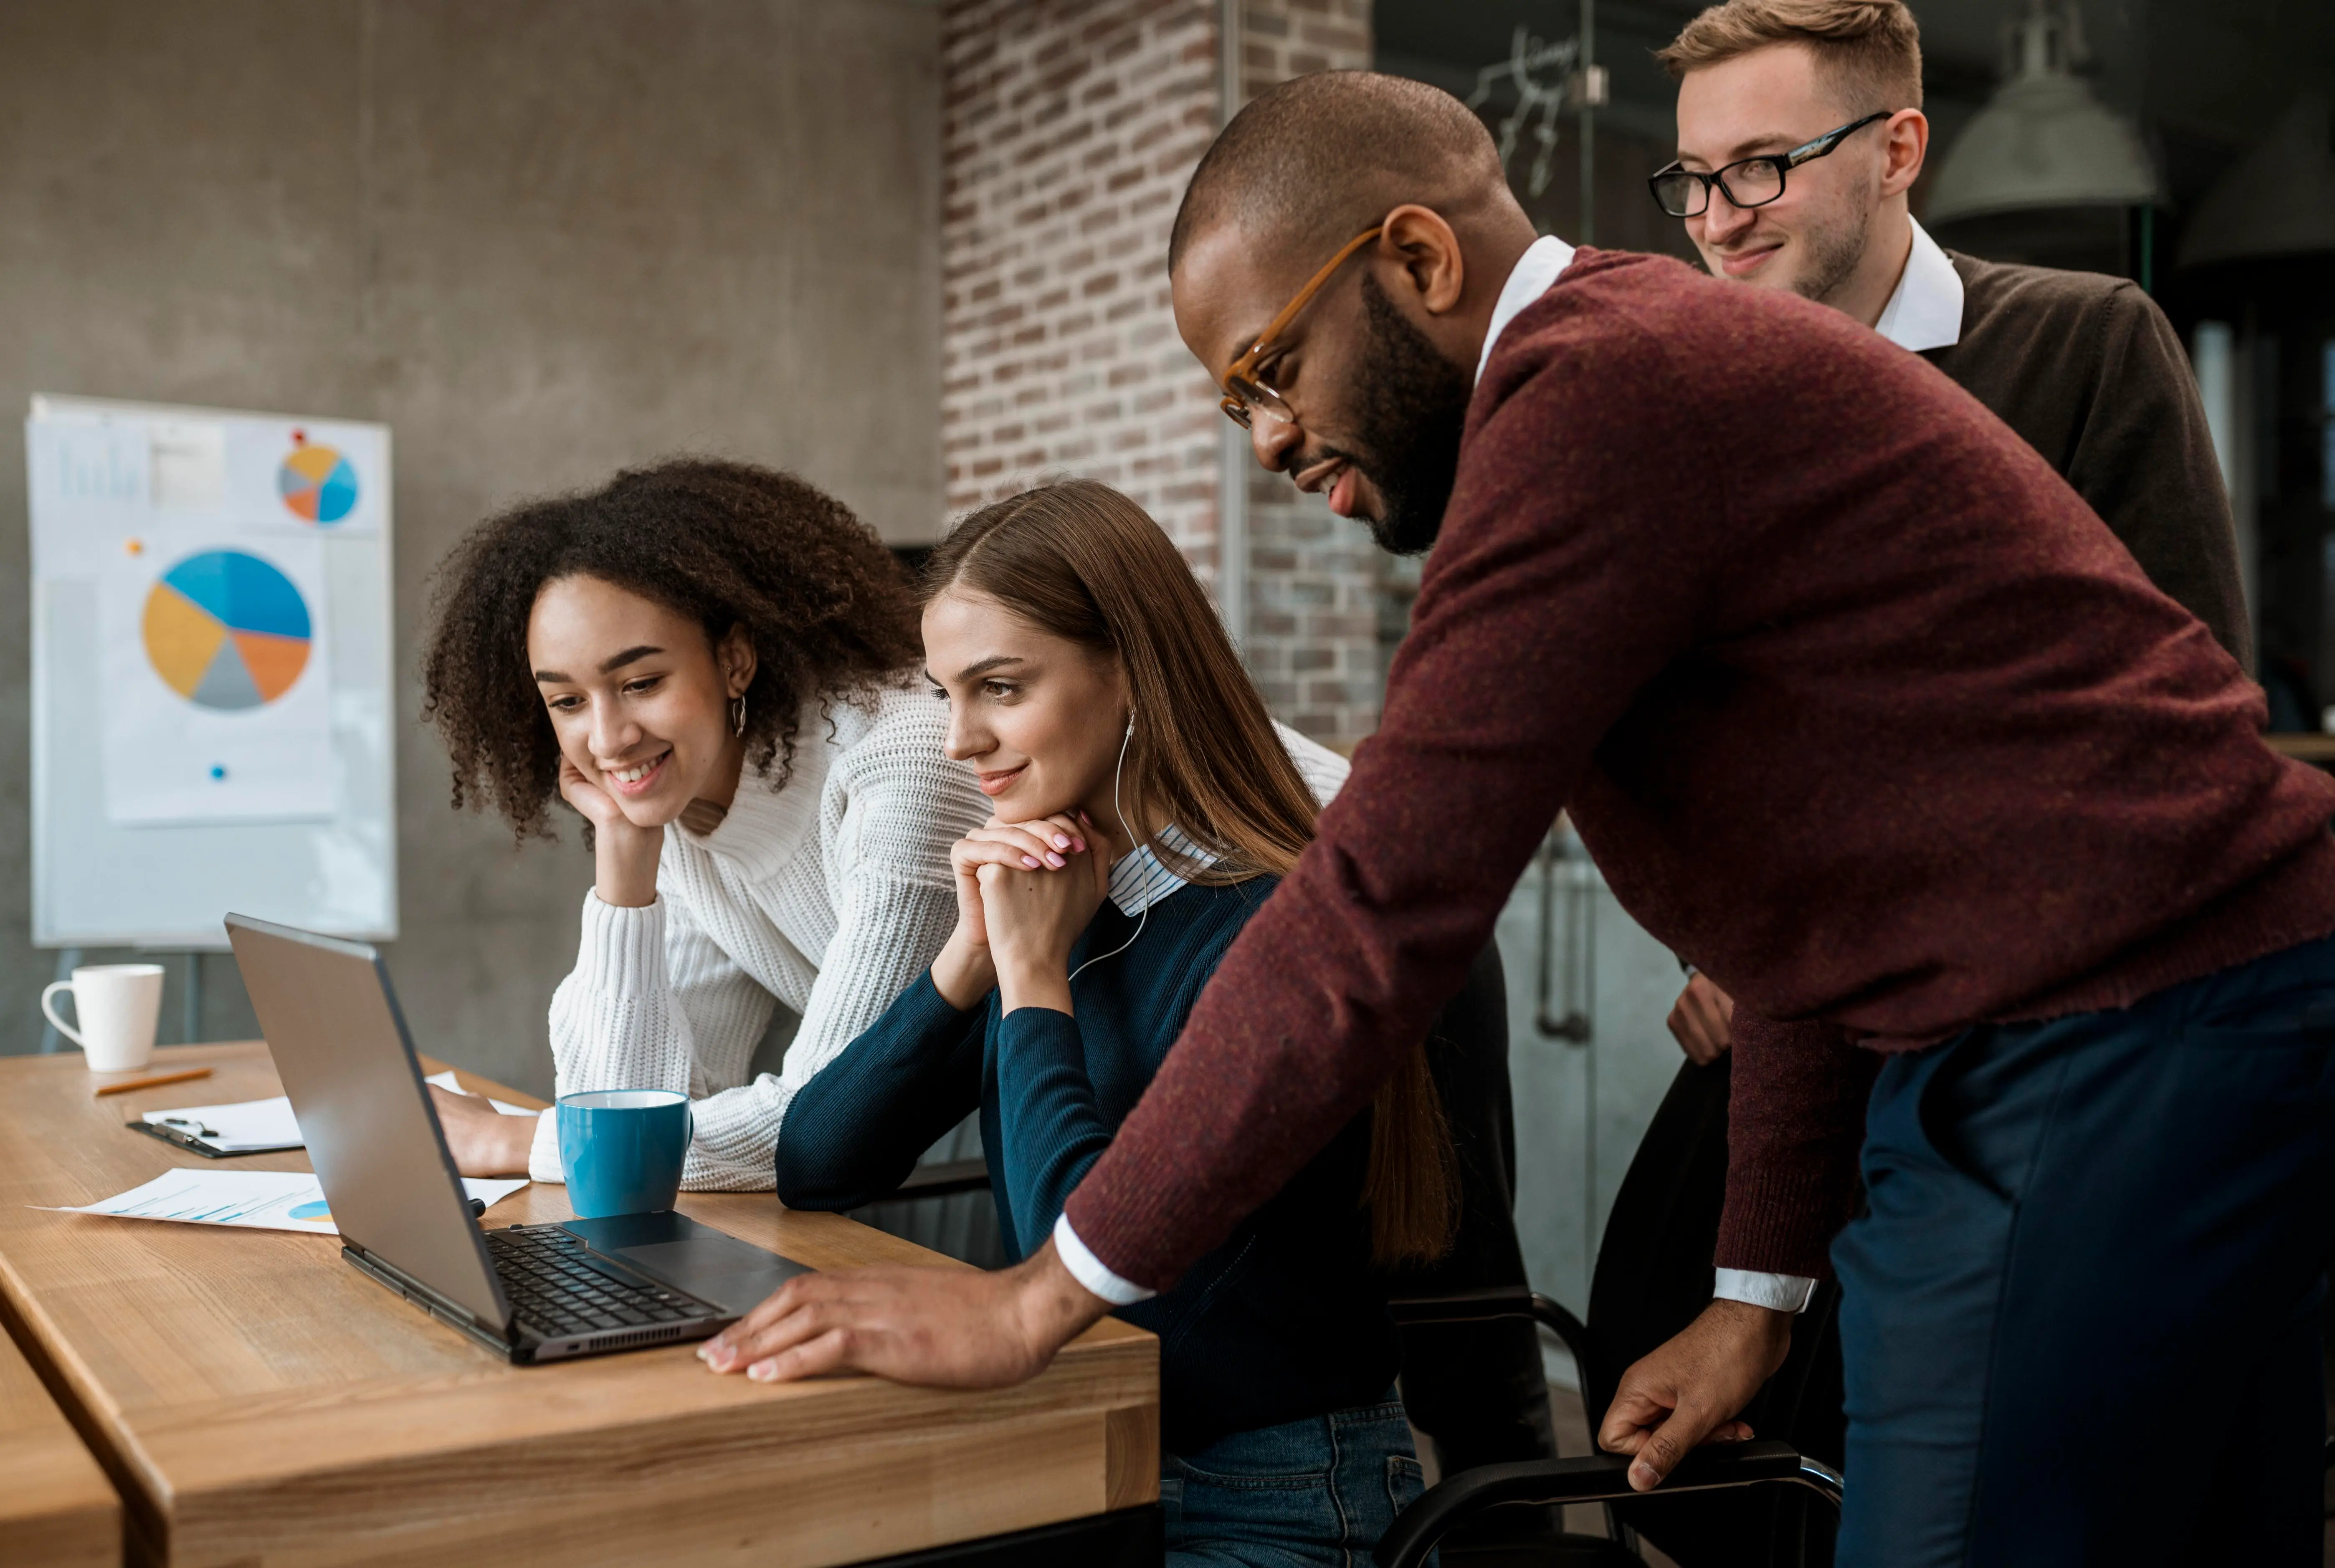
[879,1157,992,1201]
[1373,1441,1844,1568]
[1386,1287,1593,1378]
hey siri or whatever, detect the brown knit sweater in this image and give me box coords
[1062,248,2335,1290]
[1929,253,2250,668]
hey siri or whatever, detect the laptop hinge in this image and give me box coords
[341,1242,518,1344]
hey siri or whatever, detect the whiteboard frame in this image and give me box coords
[28,394,398,950]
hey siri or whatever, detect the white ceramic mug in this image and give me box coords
[42,964,165,1073]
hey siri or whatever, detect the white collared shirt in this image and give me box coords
[1475,234,1578,386]
[1105,823,1217,917]
[1872,218,1964,353]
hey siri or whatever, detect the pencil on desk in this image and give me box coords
[92,1067,213,1098]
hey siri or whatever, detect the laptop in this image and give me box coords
[225,912,813,1364]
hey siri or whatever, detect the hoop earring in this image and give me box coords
[729,694,747,738]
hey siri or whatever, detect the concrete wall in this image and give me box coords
[0,0,942,1090]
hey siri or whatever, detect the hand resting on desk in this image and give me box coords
[698,1238,1111,1388]
[430,1084,537,1176]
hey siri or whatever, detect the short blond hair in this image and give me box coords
[1657,0,1923,114]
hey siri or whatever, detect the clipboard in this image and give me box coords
[127,1118,301,1159]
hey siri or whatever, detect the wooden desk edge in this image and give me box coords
[0,1275,120,1568]
[0,1043,1155,1567]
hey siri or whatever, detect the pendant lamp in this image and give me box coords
[2176,94,2335,270]
[1925,0,2160,225]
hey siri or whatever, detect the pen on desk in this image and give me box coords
[93,1067,214,1098]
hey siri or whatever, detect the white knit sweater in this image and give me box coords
[527,681,1351,1191]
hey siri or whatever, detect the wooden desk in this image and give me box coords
[2266,733,2335,763]
[0,1296,118,1566]
[0,1044,1157,1568]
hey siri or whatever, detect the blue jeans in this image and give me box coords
[1161,1393,1430,1568]
[1833,933,2335,1567]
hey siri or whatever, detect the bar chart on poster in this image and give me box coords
[27,395,396,949]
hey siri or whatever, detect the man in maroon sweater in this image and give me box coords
[705,71,2335,1564]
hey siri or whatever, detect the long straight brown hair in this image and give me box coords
[925,479,1455,1266]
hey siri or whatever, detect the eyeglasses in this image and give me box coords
[1647,111,1894,218]
[1218,224,1385,430]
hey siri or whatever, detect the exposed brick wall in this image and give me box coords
[941,0,1382,747]
[1230,0,1379,743]
[941,0,1223,567]
[1240,0,1370,98]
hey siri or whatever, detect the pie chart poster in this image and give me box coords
[98,535,334,824]
[223,418,385,538]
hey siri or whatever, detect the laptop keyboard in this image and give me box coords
[486,1224,721,1339]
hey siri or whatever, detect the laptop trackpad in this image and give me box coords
[561,1211,814,1316]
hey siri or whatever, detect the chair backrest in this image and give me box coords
[1582,1058,1736,1412]
[1584,1056,1845,1568]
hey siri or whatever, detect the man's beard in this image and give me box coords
[1342,272,1474,556]
[1789,199,1871,307]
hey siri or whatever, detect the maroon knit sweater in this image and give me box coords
[1064,248,2335,1287]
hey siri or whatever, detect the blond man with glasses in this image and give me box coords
[1652,0,2246,1074]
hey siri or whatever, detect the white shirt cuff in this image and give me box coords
[1714,1267,1817,1313]
[526,1108,563,1185]
[1051,1214,1155,1306]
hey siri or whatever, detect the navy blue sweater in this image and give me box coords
[776,876,1399,1453]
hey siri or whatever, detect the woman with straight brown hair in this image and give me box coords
[731,478,1456,1565]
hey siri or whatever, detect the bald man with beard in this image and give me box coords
[700,71,2335,1568]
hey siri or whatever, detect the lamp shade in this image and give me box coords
[2176,94,2335,269]
[1925,0,2160,225]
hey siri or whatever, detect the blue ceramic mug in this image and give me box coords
[556,1089,691,1219]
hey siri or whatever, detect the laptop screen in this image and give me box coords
[225,914,512,1331]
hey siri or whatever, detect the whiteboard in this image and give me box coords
[28,395,397,949]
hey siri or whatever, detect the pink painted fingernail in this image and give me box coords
[1051,834,1070,849]
[1044,852,1065,867]
[748,1361,778,1382]
[1022,856,1041,868]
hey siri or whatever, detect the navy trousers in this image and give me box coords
[1832,932,2335,1566]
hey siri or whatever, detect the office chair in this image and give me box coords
[1386,1057,1844,1568]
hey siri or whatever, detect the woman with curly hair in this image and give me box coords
[417,457,990,1189]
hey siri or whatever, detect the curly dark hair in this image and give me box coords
[420,457,921,840]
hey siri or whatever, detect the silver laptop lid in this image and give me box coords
[224,913,512,1332]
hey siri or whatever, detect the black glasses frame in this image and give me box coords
[1646,110,1894,218]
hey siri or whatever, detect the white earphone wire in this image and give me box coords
[1068,715,1147,983]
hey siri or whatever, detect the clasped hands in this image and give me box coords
[930,810,1109,1014]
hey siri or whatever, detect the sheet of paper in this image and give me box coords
[141,1095,304,1152]
[423,1071,539,1118]
[149,420,227,511]
[137,1080,532,1156]
[41,1170,529,1235]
